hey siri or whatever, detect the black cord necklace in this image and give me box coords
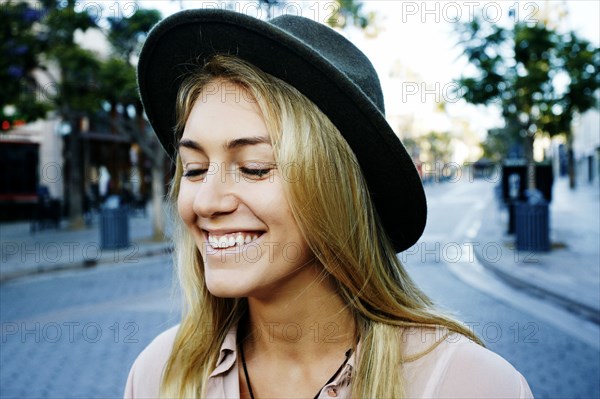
[240,342,352,399]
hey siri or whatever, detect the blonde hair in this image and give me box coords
[160,54,481,398]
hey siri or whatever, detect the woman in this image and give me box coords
[126,9,533,398]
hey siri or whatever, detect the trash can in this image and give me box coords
[515,190,550,252]
[505,172,520,235]
[507,200,517,234]
[100,207,130,249]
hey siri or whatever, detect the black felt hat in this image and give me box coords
[137,9,426,252]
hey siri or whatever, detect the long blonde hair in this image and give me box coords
[160,54,481,398]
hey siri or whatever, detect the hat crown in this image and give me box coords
[270,15,385,114]
[137,9,426,252]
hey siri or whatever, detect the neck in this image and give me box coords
[242,269,356,361]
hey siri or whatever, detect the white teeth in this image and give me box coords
[235,234,244,246]
[208,232,261,248]
[218,237,228,248]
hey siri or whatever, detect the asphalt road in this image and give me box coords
[1,178,598,398]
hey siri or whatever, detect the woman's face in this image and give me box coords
[177,80,316,299]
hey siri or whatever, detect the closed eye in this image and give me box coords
[240,167,272,177]
[183,168,208,180]
[239,162,277,180]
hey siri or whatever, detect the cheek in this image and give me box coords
[177,184,195,225]
[258,178,289,211]
[260,182,303,238]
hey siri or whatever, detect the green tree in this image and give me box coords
[106,8,162,62]
[1,2,50,127]
[100,9,165,240]
[456,17,599,190]
[256,0,374,28]
[15,0,101,228]
[481,119,522,162]
[553,32,600,187]
[2,0,162,228]
[420,131,453,165]
[327,0,374,29]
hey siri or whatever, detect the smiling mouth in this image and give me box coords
[205,231,264,249]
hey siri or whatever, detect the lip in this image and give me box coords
[202,228,265,236]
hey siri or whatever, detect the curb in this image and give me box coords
[0,244,173,284]
[473,245,600,325]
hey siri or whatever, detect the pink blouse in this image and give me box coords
[124,325,533,398]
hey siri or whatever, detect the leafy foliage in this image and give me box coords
[1,1,50,125]
[1,1,161,127]
[98,58,137,105]
[456,17,599,161]
[405,131,454,165]
[106,9,162,60]
[257,0,374,29]
[50,45,103,114]
[1,0,101,126]
[328,0,373,29]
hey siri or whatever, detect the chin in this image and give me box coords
[204,273,252,298]
[206,286,250,299]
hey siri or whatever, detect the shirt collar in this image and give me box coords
[325,342,359,388]
[208,326,238,378]
[207,324,361,388]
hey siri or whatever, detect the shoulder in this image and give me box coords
[401,328,533,398]
[124,325,180,399]
[437,335,533,398]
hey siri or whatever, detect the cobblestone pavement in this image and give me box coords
[1,254,179,399]
[473,177,599,321]
[1,178,598,398]
[407,261,600,399]
[1,212,172,282]
[2,249,599,398]
[415,178,600,398]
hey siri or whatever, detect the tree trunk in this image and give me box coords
[68,117,85,229]
[525,133,536,191]
[135,109,167,241]
[151,149,166,241]
[567,134,576,189]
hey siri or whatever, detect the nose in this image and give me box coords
[192,164,239,218]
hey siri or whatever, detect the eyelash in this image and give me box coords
[183,169,207,178]
[240,167,272,177]
[183,165,275,180]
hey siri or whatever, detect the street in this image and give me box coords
[0,254,179,398]
[1,178,599,398]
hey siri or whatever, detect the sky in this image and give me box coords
[344,1,600,139]
[133,0,599,150]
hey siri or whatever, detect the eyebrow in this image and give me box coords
[177,136,271,153]
[225,136,271,150]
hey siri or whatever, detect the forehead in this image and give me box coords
[179,81,272,154]
[198,79,257,105]
[183,82,265,136]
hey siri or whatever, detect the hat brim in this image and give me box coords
[138,9,426,253]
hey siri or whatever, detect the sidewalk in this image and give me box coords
[0,208,173,282]
[474,177,600,323]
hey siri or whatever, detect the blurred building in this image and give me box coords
[0,120,57,220]
[571,108,600,184]
[1,25,152,221]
